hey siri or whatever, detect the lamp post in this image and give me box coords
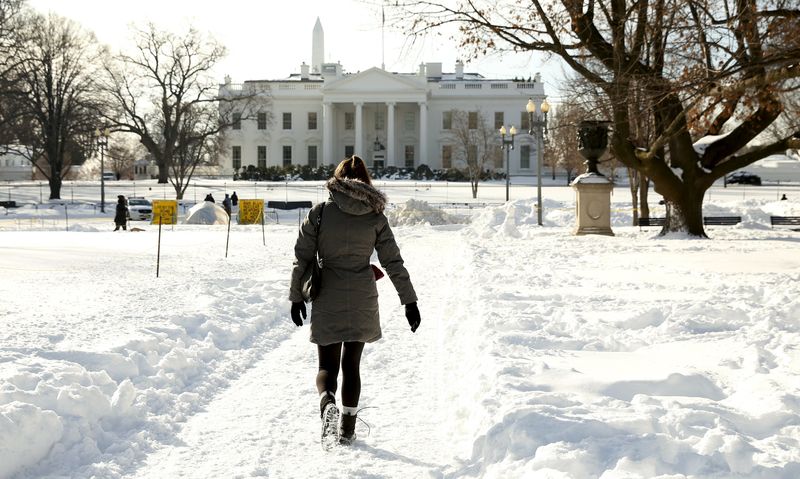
[527,98,550,226]
[94,128,110,213]
[499,125,517,201]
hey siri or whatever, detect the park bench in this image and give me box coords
[638,217,665,229]
[703,216,741,226]
[770,216,800,231]
[266,200,313,226]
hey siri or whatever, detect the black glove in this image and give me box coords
[405,302,421,333]
[291,301,306,327]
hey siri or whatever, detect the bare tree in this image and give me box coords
[4,11,105,199]
[102,24,268,198]
[0,0,24,143]
[449,109,499,198]
[393,0,800,237]
[547,102,585,185]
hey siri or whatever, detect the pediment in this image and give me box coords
[324,68,425,93]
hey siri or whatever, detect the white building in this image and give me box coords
[0,148,33,181]
[218,19,547,177]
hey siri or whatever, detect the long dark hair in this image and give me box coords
[334,155,372,185]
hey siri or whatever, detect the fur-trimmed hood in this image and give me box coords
[326,177,387,215]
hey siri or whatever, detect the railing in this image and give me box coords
[440,83,456,89]
[490,83,508,89]
[516,83,537,89]
[464,83,483,89]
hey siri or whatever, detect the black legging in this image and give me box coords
[317,342,365,408]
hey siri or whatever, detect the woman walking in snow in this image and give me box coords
[289,155,421,448]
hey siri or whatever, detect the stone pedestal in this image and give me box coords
[571,173,615,236]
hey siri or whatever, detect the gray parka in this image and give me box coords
[289,177,417,346]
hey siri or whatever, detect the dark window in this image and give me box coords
[345,145,354,158]
[345,112,354,130]
[282,145,292,166]
[521,111,530,131]
[375,111,384,130]
[282,112,292,130]
[308,145,318,167]
[468,111,478,130]
[468,145,477,166]
[232,113,241,130]
[442,111,452,130]
[442,145,452,168]
[257,112,267,130]
[494,112,504,130]
[308,112,317,130]
[520,145,531,169]
[258,146,267,168]
[405,145,415,168]
[232,146,241,170]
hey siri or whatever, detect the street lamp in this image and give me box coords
[499,125,517,201]
[527,97,550,225]
[94,127,110,213]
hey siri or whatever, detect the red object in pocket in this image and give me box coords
[371,264,385,280]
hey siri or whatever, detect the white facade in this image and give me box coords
[0,149,33,181]
[218,22,547,177]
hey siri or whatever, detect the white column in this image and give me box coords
[386,102,395,168]
[354,102,363,156]
[322,102,332,165]
[418,101,428,167]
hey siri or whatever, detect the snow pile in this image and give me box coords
[386,198,469,226]
[184,202,229,225]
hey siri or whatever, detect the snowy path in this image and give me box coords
[131,228,478,478]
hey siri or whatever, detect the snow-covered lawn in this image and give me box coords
[1,181,800,478]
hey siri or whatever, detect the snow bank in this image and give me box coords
[386,198,470,226]
[184,202,229,225]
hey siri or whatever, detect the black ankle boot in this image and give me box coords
[339,413,357,445]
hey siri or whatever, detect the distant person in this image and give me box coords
[289,155,420,448]
[231,191,238,206]
[222,194,232,217]
[204,193,215,203]
[781,194,788,201]
[114,195,128,231]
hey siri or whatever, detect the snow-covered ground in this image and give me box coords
[1,179,800,478]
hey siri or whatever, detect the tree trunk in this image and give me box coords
[158,158,169,183]
[471,179,478,198]
[663,191,707,237]
[48,176,62,200]
[639,178,650,220]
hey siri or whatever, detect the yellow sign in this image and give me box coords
[151,200,178,225]
[238,199,264,224]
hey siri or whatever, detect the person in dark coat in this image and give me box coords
[114,195,128,231]
[222,194,232,217]
[289,155,421,447]
[204,193,215,203]
[231,191,238,206]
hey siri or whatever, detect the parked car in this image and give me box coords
[727,171,762,185]
[127,197,152,221]
[102,172,116,181]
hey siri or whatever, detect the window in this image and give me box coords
[257,112,267,130]
[468,145,478,166]
[442,145,452,168]
[232,146,241,170]
[375,111,385,130]
[345,145,354,158]
[282,145,292,166]
[404,112,415,131]
[308,112,317,130]
[468,111,478,130]
[345,112,354,130]
[257,146,267,168]
[520,145,531,169]
[442,111,452,130]
[282,112,292,130]
[308,145,318,167]
[405,145,415,168]
[520,111,530,131]
[232,113,241,130]
[494,112,504,130]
